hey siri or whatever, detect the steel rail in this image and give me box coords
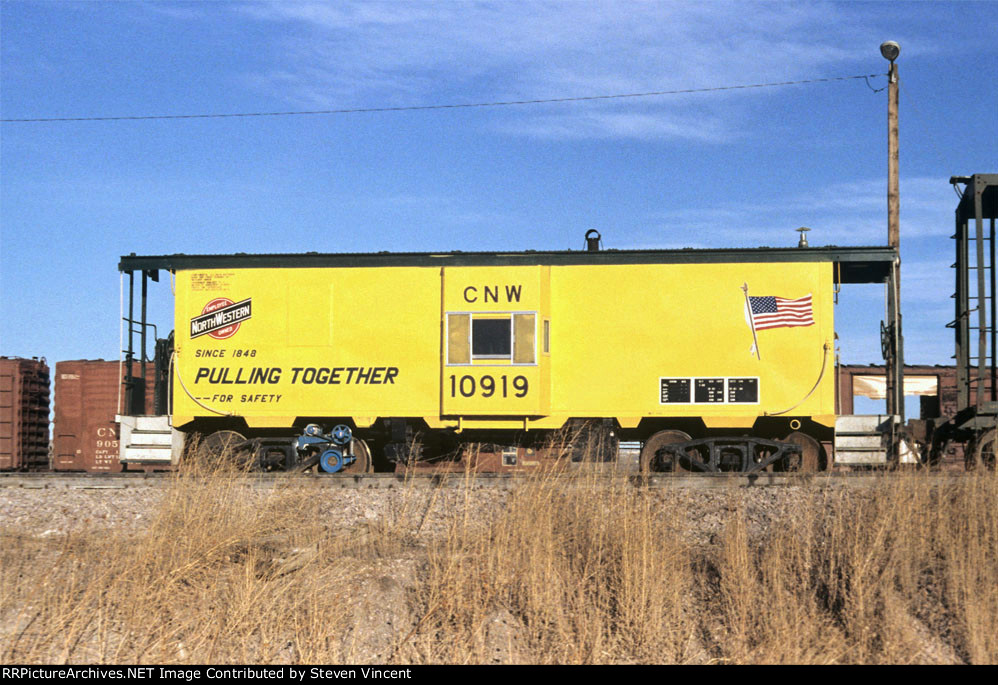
[0,471,972,490]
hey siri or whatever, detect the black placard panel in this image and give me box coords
[694,378,725,403]
[660,378,691,403]
[727,378,759,403]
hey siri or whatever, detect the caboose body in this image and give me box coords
[118,244,895,472]
[173,260,837,430]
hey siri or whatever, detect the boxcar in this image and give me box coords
[53,359,160,472]
[0,356,50,471]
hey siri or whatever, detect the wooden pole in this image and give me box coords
[888,60,899,252]
[886,58,902,423]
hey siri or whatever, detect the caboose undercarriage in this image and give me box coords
[172,415,825,475]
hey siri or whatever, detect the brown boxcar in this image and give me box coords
[0,357,51,470]
[837,363,980,467]
[837,364,975,422]
[53,360,157,472]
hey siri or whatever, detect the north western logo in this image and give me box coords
[191,298,252,340]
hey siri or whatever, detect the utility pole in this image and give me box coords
[881,41,904,433]
[886,45,900,254]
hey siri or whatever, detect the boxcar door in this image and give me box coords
[441,266,550,420]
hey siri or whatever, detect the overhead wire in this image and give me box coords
[1,73,885,123]
[864,75,887,93]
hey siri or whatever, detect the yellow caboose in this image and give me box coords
[117,240,894,473]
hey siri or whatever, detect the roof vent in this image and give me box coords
[796,226,811,248]
[585,229,602,252]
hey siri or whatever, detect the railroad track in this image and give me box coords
[0,470,971,490]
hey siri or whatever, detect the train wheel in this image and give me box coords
[782,431,824,472]
[969,429,997,471]
[196,429,253,471]
[342,438,373,474]
[640,430,692,473]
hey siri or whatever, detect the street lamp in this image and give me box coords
[880,40,900,63]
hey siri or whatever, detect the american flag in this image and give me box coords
[747,294,814,330]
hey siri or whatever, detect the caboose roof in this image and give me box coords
[119,245,896,284]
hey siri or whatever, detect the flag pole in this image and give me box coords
[743,283,761,360]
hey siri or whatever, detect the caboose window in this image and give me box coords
[472,318,511,359]
[447,312,537,365]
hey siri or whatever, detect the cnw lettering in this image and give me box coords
[463,284,522,303]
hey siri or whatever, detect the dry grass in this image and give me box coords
[1,458,996,664]
[697,471,998,664]
[409,465,697,663]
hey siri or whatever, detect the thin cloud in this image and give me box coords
[137,2,207,22]
[494,109,733,143]
[636,176,957,248]
[229,1,932,140]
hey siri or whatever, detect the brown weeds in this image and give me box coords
[0,459,995,664]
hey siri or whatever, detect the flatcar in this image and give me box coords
[115,235,898,474]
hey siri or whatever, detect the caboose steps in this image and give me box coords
[834,414,897,465]
[117,414,181,465]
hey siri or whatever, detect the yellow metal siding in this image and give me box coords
[172,260,834,430]
[549,263,833,423]
[440,265,548,417]
[175,267,440,426]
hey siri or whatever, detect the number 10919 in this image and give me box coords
[448,374,528,398]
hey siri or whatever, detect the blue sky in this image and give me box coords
[2,1,996,370]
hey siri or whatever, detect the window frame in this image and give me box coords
[445,311,539,366]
